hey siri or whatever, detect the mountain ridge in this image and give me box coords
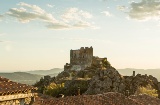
[0,68,159,85]
[118,68,160,81]
[0,68,63,85]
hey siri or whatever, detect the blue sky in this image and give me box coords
[1,0,160,72]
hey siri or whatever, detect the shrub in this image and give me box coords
[135,84,158,98]
[45,83,65,97]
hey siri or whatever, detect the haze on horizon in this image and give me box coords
[1,0,160,72]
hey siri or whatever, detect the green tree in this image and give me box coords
[102,58,111,69]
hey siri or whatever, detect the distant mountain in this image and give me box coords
[0,68,63,85]
[0,72,43,85]
[26,68,63,75]
[1,68,159,85]
[117,68,160,81]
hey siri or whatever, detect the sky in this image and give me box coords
[1,0,160,72]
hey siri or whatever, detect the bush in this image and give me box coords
[135,84,158,98]
[45,83,65,97]
[102,59,111,68]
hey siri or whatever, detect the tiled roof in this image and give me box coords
[33,92,160,105]
[0,76,36,95]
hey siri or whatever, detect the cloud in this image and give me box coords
[73,21,92,28]
[128,0,160,21]
[7,2,57,23]
[101,11,112,17]
[61,7,93,28]
[0,40,12,43]
[46,22,70,29]
[0,15,4,21]
[7,2,94,29]
[117,5,126,11]
[47,4,54,8]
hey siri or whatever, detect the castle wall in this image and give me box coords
[64,46,107,71]
[70,46,93,70]
[70,65,81,71]
[92,57,107,66]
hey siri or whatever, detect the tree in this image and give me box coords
[102,58,111,69]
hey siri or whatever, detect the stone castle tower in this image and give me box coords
[64,46,93,71]
[64,46,106,71]
[70,46,93,67]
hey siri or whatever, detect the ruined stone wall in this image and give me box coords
[92,57,107,66]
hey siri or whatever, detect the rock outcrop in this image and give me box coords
[84,67,160,98]
[124,73,160,97]
[85,67,126,95]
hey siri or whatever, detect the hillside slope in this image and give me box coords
[26,68,63,75]
[0,72,42,85]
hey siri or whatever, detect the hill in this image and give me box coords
[117,68,160,81]
[0,72,42,85]
[0,68,63,85]
[26,68,63,75]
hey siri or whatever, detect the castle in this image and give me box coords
[64,46,107,71]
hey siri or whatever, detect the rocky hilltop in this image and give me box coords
[85,67,125,95]
[55,63,160,98]
[34,47,160,104]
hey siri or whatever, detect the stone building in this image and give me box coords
[0,76,37,105]
[70,47,93,66]
[64,46,106,71]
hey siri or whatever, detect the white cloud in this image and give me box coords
[61,7,94,28]
[73,21,92,28]
[101,11,112,17]
[128,0,160,21]
[7,2,57,23]
[46,22,71,29]
[47,4,54,8]
[6,2,95,29]
[18,2,45,14]
[62,8,92,22]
